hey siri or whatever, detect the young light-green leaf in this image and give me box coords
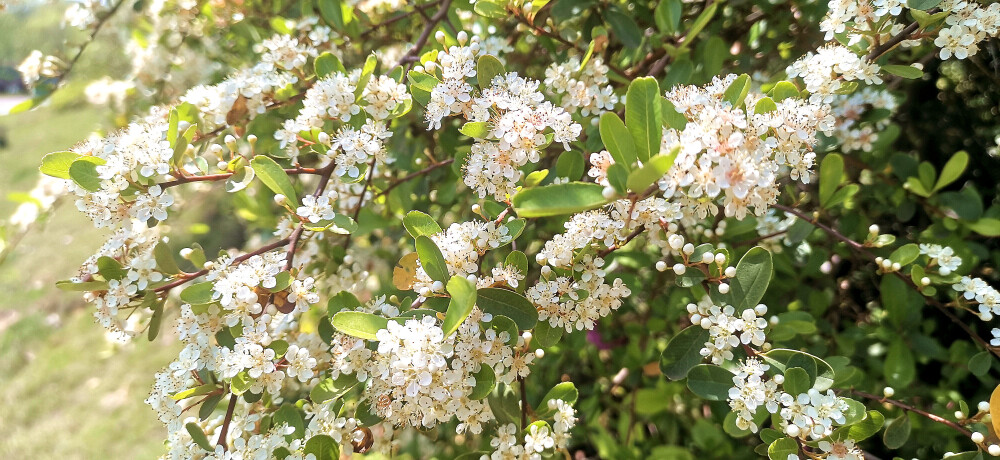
[934,150,968,192]
[39,151,81,179]
[69,158,104,192]
[535,381,579,418]
[415,235,450,282]
[460,121,490,138]
[251,156,299,208]
[314,52,345,78]
[722,74,751,107]
[882,64,924,79]
[625,76,662,162]
[477,54,505,88]
[330,311,389,340]
[442,275,477,337]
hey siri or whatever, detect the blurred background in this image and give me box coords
[0,1,178,457]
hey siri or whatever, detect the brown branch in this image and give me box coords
[153,236,293,293]
[396,0,453,71]
[286,163,337,269]
[847,389,972,437]
[57,0,126,86]
[772,203,1000,359]
[510,11,629,79]
[865,11,938,62]
[359,0,445,38]
[375,159,454,198]
[217,393,239,450]
[160,166,326,189]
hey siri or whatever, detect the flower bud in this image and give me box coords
[955,410,966,420]
[990,445,1000,456]
[435,31,446,44]
[432,280,444,292]
[972,432,985,444]
[457,31,468,44]
[534,348,544,359]
[869,224,879,235]
[317,132,330,145]
[724,266,736,278]
[274,194,287,206]
[920,277,931,286]
[979,401,990,412]
[701,252,714,264]
[673,263,686,275]
[655,261,668,272]
[682,243,695,255]
[718,283,730,294]
[601,186,617,199]
[883,387,894,398]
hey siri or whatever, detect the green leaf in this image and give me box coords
[416,235,450,282]
[56,279,109,291]
[180,282,215,305]
[599,112,638,168]
[314,52,345,78]
[186,422,213,451]
[407,70,440,106]
[69,158,104,192]
[770,81,800,101]
[832,410,885,441]
[722,74,751,107]
[969,351,992,377]
[310,374,358,404]
[330,311,388,340]
[488,384,520,426]
[627,149,679,193]
[476,288,538,329]
[442,276,477,337]
[760,349,836,391]
[885,338,915,387]
[154,242,181,274]
[470,365,496,400]
[355,399,384,426]
[882,64,923,79]
[889,243,919,266]
[403,210,442,238]
[524,170,548,188]
[273,404,306,440]
[686,365,734,401]
[918,161,937,192]
[969,218,1000,237]
[660,325,710,380]
[767,437,798,460]
[39,151,80,179]
[512,182,610,217]
[754,97,778,114]
[328,290,363,316]
[907,0,942,10]
[625,77,663,162]
[683,1,717,43]
[97,256,127,280]
[782,367,811,395]
[883,413,912,449]
[934,150,968,191]
[661,98,688,130]
[607,163,628,195]
[555,151,585,180]
[605,7,642,48]
[317,0,344,29]
[477,54,506,88]
[225,165,256,193]
[460,121,490,138]
[473,0,507,19]
[148,297,164,341]
[730,247,773,311]
[199,393,223,420]
[535,381,578,418]
[304,435,340,460]
[654,0,682,34]
[355,54,378,99]
[251,156,300,208]
[533,320,563,347]
[819,153,844,207]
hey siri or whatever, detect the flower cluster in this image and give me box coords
[688,297,769,364]
[661,75,835,219]
[544,55,618,117]
[356,310,523,434]
[919,243,963,275]
[527,254,632,332]
[17,49,60,87]
[181,59,300,131]
[786,45,882,102]
[412,220,513,296]
[954,276,1000,320]
[828,87,898,153]
[487,400,577,460]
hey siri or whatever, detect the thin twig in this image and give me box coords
[217,393,239,450]
[847,389,972,437]
[375,159,454,198]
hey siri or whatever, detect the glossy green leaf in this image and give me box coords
[460,121,490,138]
[470,365,496,400]
[730,247,773,311]
[599,112,637,168]
[512,182,610,218]
[403,210,442,238]
[883,413,912,449]
[770,81,800,101]
[251,156,299,208]
[310,374,358,404]
[686,365,733,401]
[180,282,215,305]
[477,54,505,88]
[39,151,80,179]
[314,52,345,78]
[819,153,844,207]
[304,435,340,460]
[442,276,477,337]
[186,422,213,451]
[330,311,388,340]
[535,381,578,418]
[934,150,968,192]
[416,235,449,282]
[722,74,751,107]
[476,288,538,329]
[69,158,105,192]
[660,325,710,380]
[626,148,679,193]
[625,76,662,162]
[882,64,923,79]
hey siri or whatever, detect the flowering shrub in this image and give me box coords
[7,0,1000,458]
